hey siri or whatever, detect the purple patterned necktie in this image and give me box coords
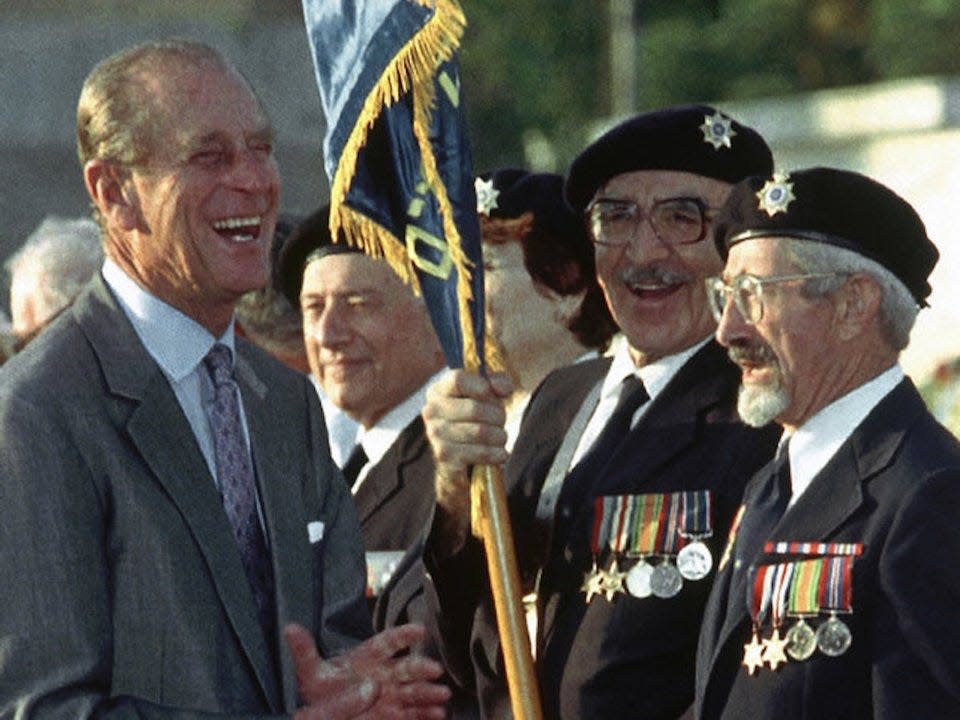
[204,343,276,643]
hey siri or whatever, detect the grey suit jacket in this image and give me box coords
[0,276,372,718]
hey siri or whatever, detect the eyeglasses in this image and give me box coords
[587,196,715,247]
[705,272,846,324]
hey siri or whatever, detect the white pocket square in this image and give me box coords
[307,521,325,544]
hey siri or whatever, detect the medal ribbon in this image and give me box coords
[679,490,713,544]
[610,495,632,554]
[770,563,793,628]
[763,541,863,556]
[628,493,665,556]
[589,497,606,557]
[786,558,823,616]
[749,564,775,628]
[660,493,682,555]
[819,555,854,613]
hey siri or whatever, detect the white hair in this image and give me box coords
[6,216,104,332]
[784,239,919,351]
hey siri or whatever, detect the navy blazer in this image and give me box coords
[696,379,960,720]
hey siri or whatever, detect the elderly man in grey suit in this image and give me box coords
[0,39,450,719]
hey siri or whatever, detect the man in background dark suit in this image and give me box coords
[0,39,449,719]
[696,167,960,718]
[421,105,782,719]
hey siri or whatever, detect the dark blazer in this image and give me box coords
[696,379,960,720]
[355,416,437,552]
[363,418,483,719]
[425,341,781,719]
[0,276,371,718]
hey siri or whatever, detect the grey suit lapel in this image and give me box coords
[76,277,283,710]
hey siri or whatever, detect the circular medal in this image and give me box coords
[676,541,713,581]
[815,615,853,657]
[625,560,653,598]
[650,561,683,598]
[785,618,817,661]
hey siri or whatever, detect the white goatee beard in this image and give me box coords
[737,380,789,428]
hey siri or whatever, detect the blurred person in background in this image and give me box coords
[476,168,618,449]
[6,214,103,349]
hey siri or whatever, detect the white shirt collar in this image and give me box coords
[102,258,233,379]
[357,369,446,468]
[786,364,904,504]
[602,334,712,405]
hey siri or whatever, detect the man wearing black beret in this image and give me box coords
[696,167,960,718]
[421,105,782,719]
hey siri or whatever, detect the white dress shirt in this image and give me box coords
[569,336,712,469]
[102,259,248,489]
[785,364,904,506]
[350,369,447,493]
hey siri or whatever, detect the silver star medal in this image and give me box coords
[475,176,500,216]
[756,173,796,217]
[700,111,737,150]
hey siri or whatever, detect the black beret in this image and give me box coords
[714,167,938,306]
[275,204,360,306]
[477,168,581,240]
[564,104,774,212]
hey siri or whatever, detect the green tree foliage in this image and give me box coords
[460,0,960,172]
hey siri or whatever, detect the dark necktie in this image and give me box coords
[551,375,649,548]
[729,440,792,604]
[204,344,276,643]
[342,443,369,488]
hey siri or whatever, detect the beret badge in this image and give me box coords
[475,176,500,216]
[700,111,737,150]
[756,173,796,217]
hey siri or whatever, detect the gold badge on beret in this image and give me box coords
[700,111,737,150]
[756,173,796,217]
[475,176,500,216]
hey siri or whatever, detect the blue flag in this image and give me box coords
[302,0,485,372]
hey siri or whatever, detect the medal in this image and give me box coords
[677,490,714,581]
[743,564,774,675]
[762,563,792,671]
[650,561,683,598]
[742,627,765,676]
[785,557,822,661]
[677,541,712,581]
[815,556,855,656]
[785,618,817,661]
[601,557,627,601]
[625,559,653,598]
[582,497,611,604]
[815,614,853,657]
[581,558,603,604]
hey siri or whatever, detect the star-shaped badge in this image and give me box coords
[601,558,628,601]
[475,176,499,216]
[756,173,796,217]
[762,627,789,671]
[700,111,737,150]
[742,630,766,675]
[582,562,603,604]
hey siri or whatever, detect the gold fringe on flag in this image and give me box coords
[327,0,481,371]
